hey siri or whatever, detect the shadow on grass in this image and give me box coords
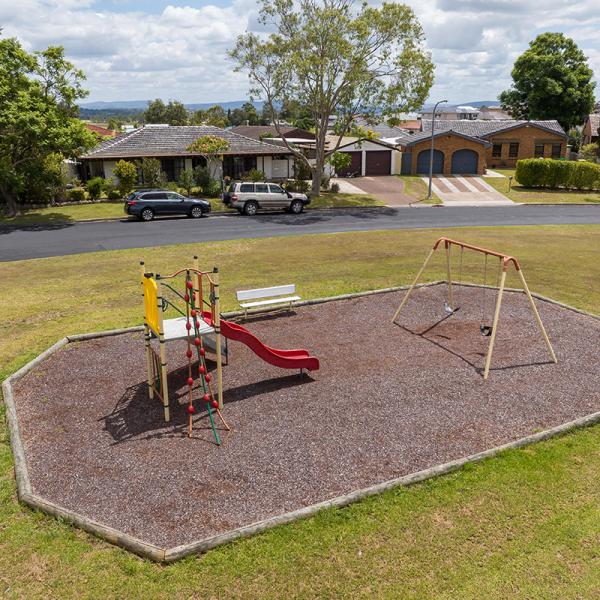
[0,212,76,233]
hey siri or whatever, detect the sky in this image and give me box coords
[1,0,598,106]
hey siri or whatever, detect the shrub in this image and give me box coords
[67,188,86,202]
[138,157,167,187]
[113,160,137,196]
[285,179,311,193]
[327,151,352,175]
[178,168,195,196]
[247,168,266,182]
[106,189,121,200]
[330,182,340,193]
[515,158,600,190]
[580,143,599,162]
[202,179,223,197]
[86,176,106,200]
[193,165,211,189]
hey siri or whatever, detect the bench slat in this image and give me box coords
[239,296,300,309]
[236,284,296,301]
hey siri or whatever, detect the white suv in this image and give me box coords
[223,182,310,216]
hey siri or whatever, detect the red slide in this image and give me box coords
[202,311,319,371]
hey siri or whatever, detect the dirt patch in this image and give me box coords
[10,285,600,548]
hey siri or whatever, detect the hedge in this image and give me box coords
[515,159,600,190]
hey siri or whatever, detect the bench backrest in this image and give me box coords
[237,284,296,301]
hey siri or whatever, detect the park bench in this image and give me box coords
[237,284,301,318]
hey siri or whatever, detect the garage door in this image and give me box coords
[451,149,478,174]
[416,149,444,174]
[337,152,361,177]
[365,150,391,175]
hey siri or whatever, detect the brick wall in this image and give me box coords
[409,134,488,175]
[485,126,567,169]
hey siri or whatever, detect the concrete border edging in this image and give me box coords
[2,282,600,562]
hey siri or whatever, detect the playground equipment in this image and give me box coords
[392,237,558,379]
[141,257,228,442]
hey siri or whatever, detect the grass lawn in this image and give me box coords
[399,175,442,204]
[485,169,600,204]
[2,225,600,597]
[0,193,382,226]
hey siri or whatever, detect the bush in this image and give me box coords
[285,179,311,193]
[202,179,223,197]
[138,157,167,187]
[67,188,86,202]
[247,168,266,182]
[330,182,340,193]
[113,160,137,196]
[580,143,599,162]
[86,176,105,200]
[107,189,122,200]
[515,158,600,190]
[178,168,195,196]
[193,165,211,189]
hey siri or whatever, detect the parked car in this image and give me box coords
[124,190,211,221]
[223,182,310,215]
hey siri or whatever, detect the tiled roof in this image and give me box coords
[353,117,406,139]
[396,129,492,148]
[230,125,315,140]
[82,125,293,159]
[586,114,600,132]
[421,119,566,138]
[85,123,118,137]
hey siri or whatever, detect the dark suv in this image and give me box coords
[124,190,211,221]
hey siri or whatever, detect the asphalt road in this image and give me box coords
[1,205,600,262]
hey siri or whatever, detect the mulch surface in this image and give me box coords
[11,285,600,548]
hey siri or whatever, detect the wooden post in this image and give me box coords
[156,278,170,421]
[193,255,201,310]
[445,242,454,310]
[483,269,507,380]
[140,262,155,402]
[392,248,435,323]
[517,268,558,364]
[212,267,224,410]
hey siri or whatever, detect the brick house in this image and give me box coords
[397,119,567,175]
[80,124,295,182]
[582,114,600,146]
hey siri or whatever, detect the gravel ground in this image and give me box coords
[11,285,600,548]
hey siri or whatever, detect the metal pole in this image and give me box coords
[427,99,448,200]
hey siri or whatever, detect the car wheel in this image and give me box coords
[190,206,203,218]
[243,201,258,216]
[140,208,154,221]
[290,199,304,214]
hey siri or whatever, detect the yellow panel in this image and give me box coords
[143,277,160,334]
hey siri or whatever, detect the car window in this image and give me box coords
[255,184,269,193]
[268,184,284,193]
[167,192,183,200]
[240,184,254,192]
[140,192,166,200]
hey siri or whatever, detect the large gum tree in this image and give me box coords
[230,0,433,196]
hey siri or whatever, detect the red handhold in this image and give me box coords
[187,404,195,414]
[199,365,205,374]
[191,309,197,318]
[187,377,194,386]
[186,349,193,359]
[195,320,201,329]
[186,281,194,290]
[205,373,212,383]
[199,347,205,356]
[194,337,201,346]
[185,322,192,331]
[211,399,219,409]
[203,393,210,402]
[184,294,190,302]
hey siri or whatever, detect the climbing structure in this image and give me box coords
[141,257,228,442]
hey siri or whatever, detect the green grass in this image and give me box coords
[0,193,382,226]
[485,168,600,204]
[2,225,600,597]
[398,175,442,204]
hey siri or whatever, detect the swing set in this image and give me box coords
[392,237,558,379]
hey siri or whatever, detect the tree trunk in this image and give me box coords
[0,182,19,218]
[310,166,322,197]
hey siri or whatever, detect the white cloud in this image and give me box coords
[0,0,598,104]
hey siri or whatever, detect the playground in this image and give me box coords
[7,261,600,556]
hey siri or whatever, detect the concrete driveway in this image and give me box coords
[337,175,413,206]
[425,175,514,206]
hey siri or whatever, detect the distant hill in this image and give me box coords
[78,100,265,111]
[421,100,501,110]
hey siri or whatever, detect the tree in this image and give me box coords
[499,33,595,131]
[230,0,433,196]
[113,160,137,196]
[327,152,351,176]
[204,105,229,128]
[138,157,166,186]
[178,168,195,196]
[229,102,261,126]
[144,99,189,125]
[0,38,96,215]
[568,128,582,153]
[186,135,230,180]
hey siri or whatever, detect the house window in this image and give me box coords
[492,144,502,158]
[509,143,519,158]
[551,143,562,159]
[534,143,545,158]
